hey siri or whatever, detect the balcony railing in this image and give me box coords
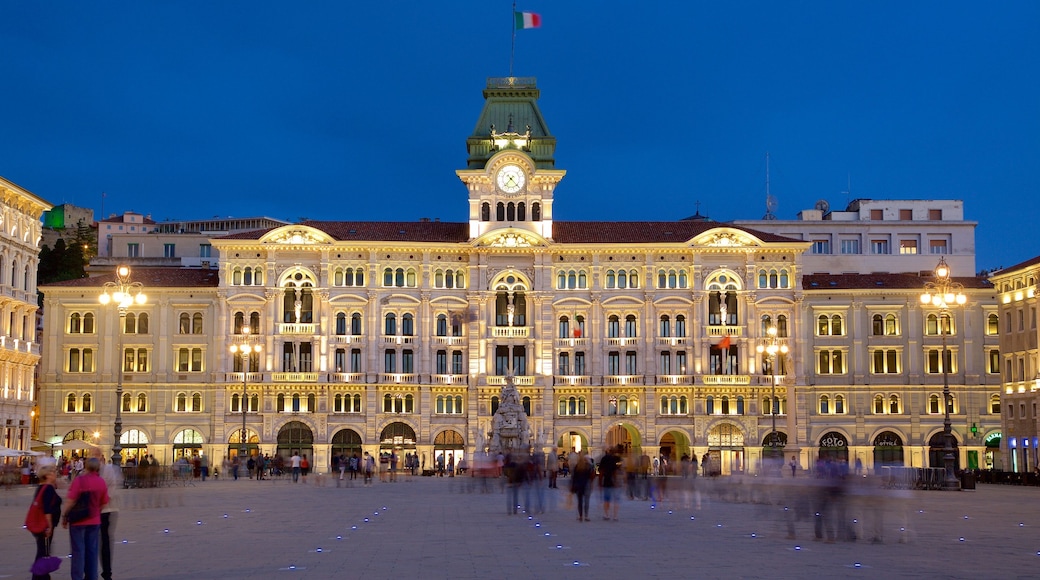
[330,334,363,344]
[554,337,589,348]
[604,375,644,386]
[491,326,529,338]
[554,375,591,386]
[431,374,468,385]
[328,372,366,383]
[606,337,639,347]
[656,337,689,347]
[0,336,38,355]
[225,372,265,383]
[380,373,419,384]
[383,335,415,345]
[754,374,789,386]
[656,374,693,385]
[278,323,316,335]
[487,375,535,386]
[271,372,320,382]
[702,374,751,386]
[706,325,743,337]
[431,336,466,346]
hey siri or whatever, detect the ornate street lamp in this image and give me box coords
[920,256,967,490]
[757,325,788,475]
[229,326,262,460]
[98,265,146,466]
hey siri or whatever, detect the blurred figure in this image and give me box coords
[547,448,559,489]
[571,452,592,521]
[600,446,622,521]
[99,456,122,580]
[62,457,109,580]
[30,464,61,580]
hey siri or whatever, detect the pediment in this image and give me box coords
[259,225,335,246]
[473,228,547,248]
[690,227,762,248]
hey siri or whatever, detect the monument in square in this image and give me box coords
[488,374,531,455]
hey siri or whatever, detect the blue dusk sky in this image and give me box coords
[1,2,1037,272]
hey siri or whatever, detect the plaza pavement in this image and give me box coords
[1,472,1038,579]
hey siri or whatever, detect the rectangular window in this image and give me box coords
[335,348,346,372]
[928,209,942,220]
[384,350,396,373]
[199,244,212,258]
[436,350,447,374]
[870,209,883,220]
[451,351,464,374]
[871,350,899,374]
[899,209,913,220]
[127,243,140,257]
[811,239,831,254]
[929,240,948,254]
[191,348,203,372]
[625,351,638,375]
[676,351,687,375]
[558,352,570,375]
[899,240,918,254]
[608,352,620,375]
[350,349,362,373]
[871,239,890,254]
[164,243,176,258]
[840,239,860,254]
[178,349,188,372]
[402,350,414,373]
[574,352,586,375]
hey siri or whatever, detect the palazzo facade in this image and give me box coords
[37,77,1003,474]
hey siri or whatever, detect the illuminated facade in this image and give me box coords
[989,256,1040,472]
[0,176,51,452]
[37,78,1003,473]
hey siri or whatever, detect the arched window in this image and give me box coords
[625,315,637,337]
[532,202,541,221]
[889,395,900,414]
[496,202,505,221]
[834,395,845,414]
[82,393,92,412]
[176,392,187,412]
[819,395,830,414]
[385,313,396,335]
[607,315,620,338]
[986,313,999,335]
[402,314,414,336]
[191,392,202,412]
[70,313,81,333]
[67,393,77,413]
[659,315,670,337]
[779,269,789,288]
[137,393,147,412]
[736,395,745,415]
[437,314,448,336]
[351,313,362,335]
[335,312,347,335]
[706,395,715,415]
[481,202,491,221]
[777,315,788,337]
[874,394,885,414]
[929,394,940,414]
[675,315,686,337]
[558,316,570,339]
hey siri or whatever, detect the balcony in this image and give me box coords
[606,337,639,347]
[224,372,265,383]
[656,374,693,385]
[330,334,363,344]
[329,372,366,383]
[380,373,419,384]
[487,375,535,386]
[271,372,320,382]
[431,374,468,385]
[604,375,644,386]
[0,336,39,355]
[702,374,751,386]
[554,337,589,348]
[656,337,688,347]
[554,375,591,386]
[279,323,316,335]
[491,326,529,338]
[706,325,743,337]
[431,336,466,347]
[383,335,415,345]
[754,374,789,386]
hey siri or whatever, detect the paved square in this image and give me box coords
[2,475,1038,579]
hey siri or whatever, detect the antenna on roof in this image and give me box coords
[841,173,851,206]
[762,152,777,220]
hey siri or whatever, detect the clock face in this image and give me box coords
[496,165,526,194]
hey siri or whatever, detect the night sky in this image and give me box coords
[1,2,1037,271]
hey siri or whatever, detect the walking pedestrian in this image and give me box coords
[61,457,109,580]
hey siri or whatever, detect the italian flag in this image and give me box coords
[515,11,541,29]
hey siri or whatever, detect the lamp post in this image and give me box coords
[98,265,146,466]
[229,326,262,460]
[920,256,967,490]
[756,325,788,476]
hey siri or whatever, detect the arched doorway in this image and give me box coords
[984,431,1001,470]
[605,424,641,456]
[379,422,417,470]
[659,430,691,475]
[761,431,787,475]
[928,431,960,472]
[119,429,149,464]
[173,428,204,460]
[706,422,745,475]
[818,431,849,464]
[872,431,904,470]
[277,421,314,462]
[331,428,362,461]
[557,431,589,454]
[228,428,260,459]
[433,429,465,475]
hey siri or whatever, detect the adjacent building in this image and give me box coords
[0,176,51,452]
[37,77,1004,475]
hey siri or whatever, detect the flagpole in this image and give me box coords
[509,1,516,78]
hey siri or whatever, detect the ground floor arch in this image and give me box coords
[818,431,849,464]
[120,428,150,463]
[928,431,960,472]
[706,422,745,475]
[172,428,204,460]
[277,421,314,462]
[557,431,589,454]
[433,429,465,474]
[872,430,905,470]
[228,428,260,458]
[659,430,691,474]
[604,423,642,456]
[379,422,417,451]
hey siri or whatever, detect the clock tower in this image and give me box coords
[457,77,565,240]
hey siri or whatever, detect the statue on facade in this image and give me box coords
[488,374,531,456]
